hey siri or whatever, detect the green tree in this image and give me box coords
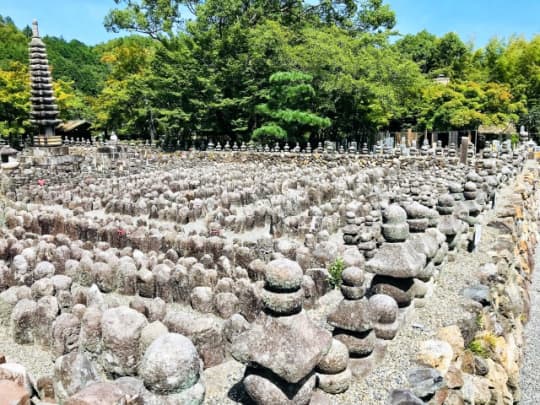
[253,71,331,144]
[395,30,438,74]
[93,36,156,138]
[356,0,396,33]
[44,36,108,96]
[0,61,30,143]
[104,0,200,41]
[417,81,525,131]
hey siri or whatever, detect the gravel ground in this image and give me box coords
[0,322,54,378]
[520,244,540,405]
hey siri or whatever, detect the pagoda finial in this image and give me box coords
[32,19,40,38]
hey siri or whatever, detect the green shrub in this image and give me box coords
[328,257,345,289]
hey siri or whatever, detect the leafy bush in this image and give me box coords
[328,257,345,289]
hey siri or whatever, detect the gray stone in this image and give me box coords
[265,259,303,291]
[388,389,424,405]
[327,298,372,333]
[463,284,490,305]
[52,313,81,356]
[54,352,100,402]
[214,292,239,319]
[365,242,426,278]
[80,307,102,354]
[407,367,444,399]
[139,321,169,355]
[243,368,316,405]
[190,286,214,314]
[139,333,201,394]
[369,294,399,340]
[101,307,148,376]
[232,311,332,384]
[164,311,225,368]
[341,267,365,287]
[11,298,37,344]
[262,288,304,315]
[333,329,376,357]
[317,339,349,374]
[34,261,55,280]
[317,367,351,394]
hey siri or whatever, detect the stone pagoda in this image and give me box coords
[29,20,61,146]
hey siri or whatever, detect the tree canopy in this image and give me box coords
[0,1,539,145]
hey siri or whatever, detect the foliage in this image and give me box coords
[44,36,108,96]
[253,71,331,143]
[328,257,345,289]
[0,61,30,141]
[417,81,525,131]
[1,5,540,144]
[467,340,488,358]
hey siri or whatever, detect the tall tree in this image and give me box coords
[253,71,331,144]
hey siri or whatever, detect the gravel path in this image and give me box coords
[520,244,540,405]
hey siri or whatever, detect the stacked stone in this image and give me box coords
[466,143,475,162]
[437,194,466,252]
[481,142,492,159]
[420,139,430,155]
[342,207,363,245]
[361,143,369,154]
[327,267,377,376]
[316,339,352,394]
[403,202,437,297]
[356,215,378,259]
[435,140,444,157]
[207,140,215,151]
[369,293,399,340]
[366,204,426,308]
[29,20,61,138]
[461,181,482,226]
[500,141,511,157]
[448,181,465,202]
[232,258,332,404]
[447,143,457,157]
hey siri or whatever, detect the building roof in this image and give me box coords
[478,123,516,135]
[56,120,92,133]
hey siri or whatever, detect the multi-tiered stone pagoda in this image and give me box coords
[29,20,61,146]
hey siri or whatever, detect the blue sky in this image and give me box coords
[1,0,538,47]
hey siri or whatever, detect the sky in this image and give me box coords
[0,0,538,47]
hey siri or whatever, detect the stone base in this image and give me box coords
[349,340,388,378]
[398,303,416,327]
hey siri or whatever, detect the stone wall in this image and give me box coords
[390,166,539,404]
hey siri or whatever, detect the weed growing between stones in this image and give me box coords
[328,257,345,288]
